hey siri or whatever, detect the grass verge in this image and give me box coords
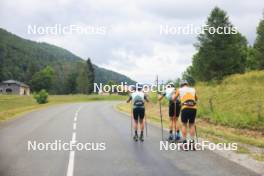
[0,94,125,122]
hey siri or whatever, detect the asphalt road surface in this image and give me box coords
[0,101,261,176]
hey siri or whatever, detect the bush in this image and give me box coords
[34,89,49,104]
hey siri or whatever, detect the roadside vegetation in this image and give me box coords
[117,71,264,161]
[0,94,126,121]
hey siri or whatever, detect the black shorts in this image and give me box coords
[133,108,145,121]
[169,101,181,118]
[181,108,197,124]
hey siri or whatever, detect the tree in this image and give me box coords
[105,80,118,94]
[30,66,54,92]
[86,58,95,94]
[254,13,264,69]
[0,44,5,82]
[65,72,78,94]
[76,63,89,94]
[246,46,258,70]
[25,62,38,83]
[192,7,247,81]
[182,66,195,86]
[174,78,181,88]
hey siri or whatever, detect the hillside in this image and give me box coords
[196,71,264,131]
[0,28,135,90]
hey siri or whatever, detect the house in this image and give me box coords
[0,80,30,95]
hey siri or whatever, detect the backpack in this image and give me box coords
[133,95,144,107]
[165,88,175,101]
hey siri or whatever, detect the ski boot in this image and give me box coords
[139,133,144,142]
[133,134,138,142]
[167,134,174,142]
[174,132,181,142]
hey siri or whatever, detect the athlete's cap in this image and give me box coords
[180,80,188,86]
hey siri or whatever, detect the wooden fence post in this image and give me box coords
[209,98,214,112]
[257,101,262,121]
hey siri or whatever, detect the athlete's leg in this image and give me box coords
[134,119,138,131]
[133,108,139,138]
[189,109,197,140]
[172,116,177,132]
[173,116,181,140]
[139,108,145,141]
[168,102,174,138]
[181,123,187,139]
[189,123,195,139]
[139,118,144,131]
[175,102,181,133]
[169,118,173,133]
[181,109,188,141]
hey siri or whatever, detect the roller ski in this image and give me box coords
[139,133,144,142]
[173,131,181,143]
[133,134,138,142]
[167,134,174,143]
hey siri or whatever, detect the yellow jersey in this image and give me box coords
[175,86,197,110]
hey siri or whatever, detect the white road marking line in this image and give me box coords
[66,151,75,176]
[71,132,76,143]
[66,106,82,176]
[73,123,77,130]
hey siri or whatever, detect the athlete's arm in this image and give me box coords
[144,94,150,103]
[172,89,179,101]
[126,95,132,103]
[158,92,165,101]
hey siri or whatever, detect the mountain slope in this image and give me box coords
[0,28,135,87]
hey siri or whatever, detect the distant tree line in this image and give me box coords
[0,28,135,94]
[182,7,264,84]
[29,58,95,94]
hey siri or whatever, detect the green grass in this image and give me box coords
[196,71,264,131]
[141,71,264,132]
[0,94,125,121]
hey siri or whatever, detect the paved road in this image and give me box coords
[0,102,261,176]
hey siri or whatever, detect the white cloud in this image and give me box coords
[102,42,194,83]
[0,0,263,83]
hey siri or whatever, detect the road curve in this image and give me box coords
[0,101,260,176]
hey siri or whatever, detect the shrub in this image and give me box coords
[34,89,49,104]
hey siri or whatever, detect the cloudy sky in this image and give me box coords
[0,0,263,83]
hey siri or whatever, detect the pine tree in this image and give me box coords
[182,66,195,85]
[86,58,95,94]
[192,7,247,81]
[65,72,78,94]
[76,63,89,94]
[254,13,264,69]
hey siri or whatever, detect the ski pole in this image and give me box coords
[145,110,148,137]
[157,75,164,141]
[159,101,164,141]
[130,103,133,138]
